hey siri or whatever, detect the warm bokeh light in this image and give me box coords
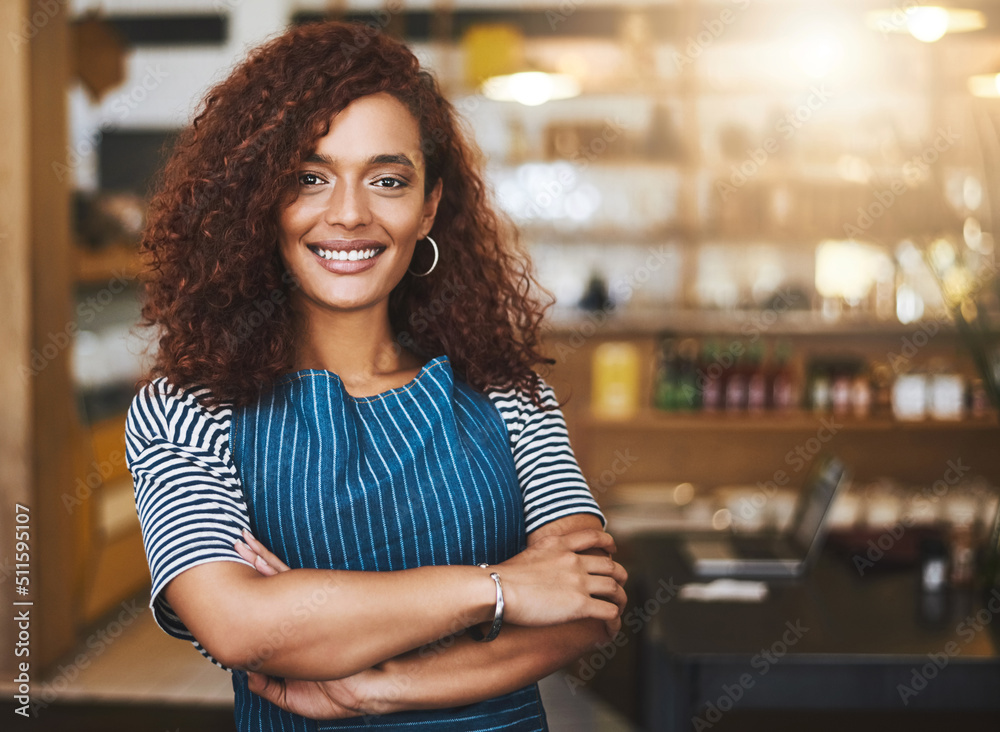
[866,6,986,42]
[896,283,925,323]
[906,7,950,42]
[481,71,581,106]
[815,240,883,304]
[711,508,733,531]
[968,72,1000,98]
[963,176,983,210]
[674,482,695,506]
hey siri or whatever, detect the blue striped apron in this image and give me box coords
[228,355,548,731]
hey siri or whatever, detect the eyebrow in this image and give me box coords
[304,152,417,170]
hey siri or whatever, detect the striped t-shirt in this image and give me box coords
[125,371,605,666]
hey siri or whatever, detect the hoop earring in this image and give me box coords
[408,235,439,277]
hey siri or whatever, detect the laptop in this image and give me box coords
[682,455,849,579]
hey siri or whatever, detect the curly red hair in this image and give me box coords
[139,21,553,406]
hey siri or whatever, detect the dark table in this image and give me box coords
[617,534,1000,731]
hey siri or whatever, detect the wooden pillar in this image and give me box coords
[29,0,80,673]
[0,0,34,683]
[0,0,80,680]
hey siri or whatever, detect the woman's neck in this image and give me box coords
[292,300,423,396]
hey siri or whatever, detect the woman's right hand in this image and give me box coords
[493,529,627,637]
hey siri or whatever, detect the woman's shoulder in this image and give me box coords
[485,375,559,412]
[483,376,565,445]
[126,377,233,446]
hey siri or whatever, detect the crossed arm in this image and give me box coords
[164,512,626,718]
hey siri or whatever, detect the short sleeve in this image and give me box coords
[125,378,253,664]
[487,379,606,534]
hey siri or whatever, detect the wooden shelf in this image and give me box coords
[518,223,691,244]
[583,410,1000,432]
[545,307,968,337]
[494,158,913,183]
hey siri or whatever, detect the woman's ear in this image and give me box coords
[420,178,443,237]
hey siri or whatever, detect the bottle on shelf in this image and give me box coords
[770,340,798,413]
[675,338,701,411]
[591,342,641,420]
[850,367,873,419]
[746,341,768,413]
[831,365,853,418]
[652,332,680,412]
[579,271,611,312]
[809,366,832,414]
[870,362,894,417]
[724,342,749,413]
[699,340,724,413]
[969,378,992,419]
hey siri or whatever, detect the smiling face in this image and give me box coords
[278,92,441,319]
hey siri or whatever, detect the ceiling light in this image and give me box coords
[481,71,581,106]
[866,6,986,43]
[907,7,951,42]
[464,23,581,106]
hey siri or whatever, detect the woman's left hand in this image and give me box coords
[235,529,292,576]
[245,669,376,720]
[235,530,381,720]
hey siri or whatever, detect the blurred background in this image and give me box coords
[3,0,1000,730]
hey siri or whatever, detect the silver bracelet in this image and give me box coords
[469,563,504,642]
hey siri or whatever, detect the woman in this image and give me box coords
[126,20,626,731]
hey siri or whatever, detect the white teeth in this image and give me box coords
[314,247,378,261]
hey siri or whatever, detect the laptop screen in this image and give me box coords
[789,456,848,553]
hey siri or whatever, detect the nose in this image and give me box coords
[324,179,371,230]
